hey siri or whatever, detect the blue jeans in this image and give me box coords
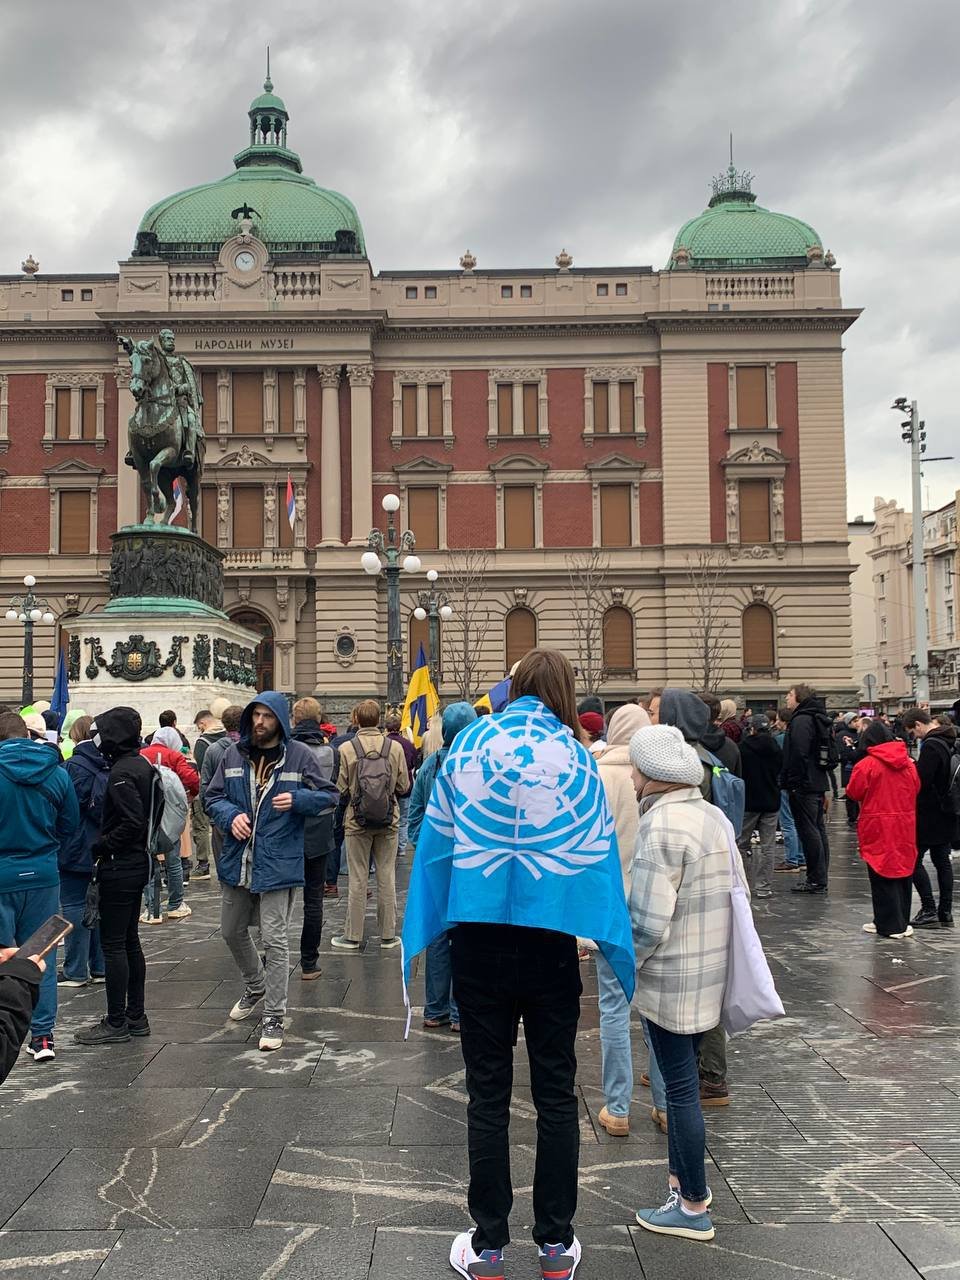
[0,884,61,1036]
[143,841,184,915]
[640,1017,667,1111]
[424,931,460,1024]
[59,871,104,981]
[779,790,803,866]
[646,1021,707,1203]
[596,951,633,1116]
[397,795,411,853]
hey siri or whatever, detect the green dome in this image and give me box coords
[669,166,822,269]
[133,77,365,260]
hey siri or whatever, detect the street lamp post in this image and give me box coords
[361,494,421,708]
[4,575,56,706]
[413,568,454,684]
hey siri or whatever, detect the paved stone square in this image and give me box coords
[2,815,959,1278]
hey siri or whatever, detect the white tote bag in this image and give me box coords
[716,814,785,1036]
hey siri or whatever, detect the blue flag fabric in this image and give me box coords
[400,643,439,749]
[50,649,70,731]
[401,695,636,1015]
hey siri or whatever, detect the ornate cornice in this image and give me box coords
[647,310,861,335]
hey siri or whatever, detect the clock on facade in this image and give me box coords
[234,250,257,272]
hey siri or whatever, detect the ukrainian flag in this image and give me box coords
[474,675,512,715]
[401,644,439,748]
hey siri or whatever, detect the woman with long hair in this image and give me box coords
[402,649,634,1280]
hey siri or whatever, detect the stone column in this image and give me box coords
[347,363,374,545]
[115,367,139,527]
[318,364,342,545]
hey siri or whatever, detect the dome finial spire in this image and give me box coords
[264,45,272,92]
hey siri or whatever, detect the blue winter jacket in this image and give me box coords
[0,738,80,893]
[60,741,111,877]
[407,701,478,847]
[205,691,337,893]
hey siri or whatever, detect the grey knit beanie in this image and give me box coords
[629,724,704,786]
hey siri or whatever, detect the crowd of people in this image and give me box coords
[0,667,957,1279]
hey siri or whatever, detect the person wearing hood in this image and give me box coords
[593,702,651,1137]
[900,708,956,928]
[844,720,920,938]
[698,695,743,779]
[190,705,229,880]
[718,698,742,744]
[408,701,477,1033]
[0,711,79,1063]
[139,727,200,923]
[290,698,340,980]
[780,684,834,894]
[74,707,156,1048]
[206,691,337,1051]
[59,715,108,987]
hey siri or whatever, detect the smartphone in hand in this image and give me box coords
[13,915,73,961]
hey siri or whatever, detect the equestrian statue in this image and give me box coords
[119,328,205,533]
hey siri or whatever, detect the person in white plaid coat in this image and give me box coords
[628,723,747,1244]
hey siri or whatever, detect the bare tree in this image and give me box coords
[566,549,611,697]
[685,550,731,692]
[441,548,493,701]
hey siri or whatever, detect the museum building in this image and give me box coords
[0,76,859,712]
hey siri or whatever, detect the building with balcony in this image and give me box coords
[0,77,860,714]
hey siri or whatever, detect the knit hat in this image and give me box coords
[209,696,231,720]
[22,712,47,739]
[843,711,857,724]
[579,711,605,738]
[629,724,704,786]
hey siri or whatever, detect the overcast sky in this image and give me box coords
[3,0,958,519]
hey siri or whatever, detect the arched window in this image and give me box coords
[742,604,775,673]
[602,606,635,675]
[231,608,275,691]
[505,607,537,671]
[408,611,430,677]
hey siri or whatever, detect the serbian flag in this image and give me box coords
[171,478,184,521]
[286,474,296,531]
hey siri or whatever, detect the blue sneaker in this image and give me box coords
[636,1197,715,1241]
[449,1230,504,1279]
[539,1236,581,1278]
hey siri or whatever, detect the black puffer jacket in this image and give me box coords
[92,706,157,880]
[739,731,784,813]
[781,697,832,795]
[916,725,959,848]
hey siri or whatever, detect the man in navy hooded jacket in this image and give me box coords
[205,692,336,1051]
[0,711,79,1063]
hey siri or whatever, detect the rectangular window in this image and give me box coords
[520,284,532,298]
[277,371,295,433]
[736,366,768,429]
[427,384,443,437]
[522,382,539,435]
[880,615,888,642]
[593,381,609,433]
[59,490,90,553]
[739,478,771,544]
[597,283,609,297]
[81,288,93,302]
[877,572,886,599]
[405,286,418,299]
[278,484,294,548]
[497,383,513,435]
[80,387,97,440]
[401,384,418,437]
[615,282,628,296]
[201,486,217,543]
[501,285,513,299]
[424,285,437,300]
[503,485,535,549]
[61,289,74,302]
[55,387,71,440]
[618,381,635,432]
[231,372,263,434]
[947,603,954,636]
[201,372,218,433]
[232,485,264,548]
[600,484,632,548]
[408,486,439,550]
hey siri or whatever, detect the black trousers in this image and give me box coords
[913,844,954,918]
[98,868,148,1028]
[867,865,912,935]
[300,852,328,972]
[451,923,582,1252]
[790,792,830,887]
[845,796,860,825]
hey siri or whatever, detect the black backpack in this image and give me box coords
[931,738,960,817]
[817,720,841,771]
[351,737,394,830]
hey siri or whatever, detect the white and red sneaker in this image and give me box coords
[449,1230,505,1280]
[539,1237,582,1279]
[27,1034,55,1062]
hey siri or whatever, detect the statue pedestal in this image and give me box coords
[65,525,261,721]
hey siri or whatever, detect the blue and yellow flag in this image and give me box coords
[400,643,439,748]
[474,675,511,714]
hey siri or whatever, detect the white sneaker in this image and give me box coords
[259,1016,283,1051]
[166,904,192,919]
[140,912,164,925]
[449,1230,505,1279]
[889,925,915,939]
[862,922,877,933]
[538,1237,581,1278]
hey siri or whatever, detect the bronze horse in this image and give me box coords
[122,335,204,533]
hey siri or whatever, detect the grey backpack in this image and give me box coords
[352,737,394,829]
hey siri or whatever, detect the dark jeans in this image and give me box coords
[845,796,860,825]
[99,868,148,1029]
[914,844,954,918]
[790,792,830,887]
[451,923,582,1251]
[867,866,912,935]
[300,852,328,972]
[646,1021,708,1203]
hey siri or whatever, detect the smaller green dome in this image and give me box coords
[669,165,822,270]
[249,75,287,115]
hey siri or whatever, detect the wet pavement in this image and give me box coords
[2,812,959,1278]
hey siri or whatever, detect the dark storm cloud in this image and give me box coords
[2,0,958,515]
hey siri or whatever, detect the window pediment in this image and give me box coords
[723,441,788,467]
[585,452,646,478]
[219,444,272,468]
[393,455,453,476]
[488,453,549,476]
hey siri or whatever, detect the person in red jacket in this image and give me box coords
[139,727,200,922]
[845,719,920,939]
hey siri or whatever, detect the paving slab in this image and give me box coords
[0,1087,211,1148]
[0,1231,120,1279]
[880,1220,960,1274]
[93,1226,373,1279]
[133,1042,323,1087]
[0,1152,69,1228]
[180,1085,397,1148]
